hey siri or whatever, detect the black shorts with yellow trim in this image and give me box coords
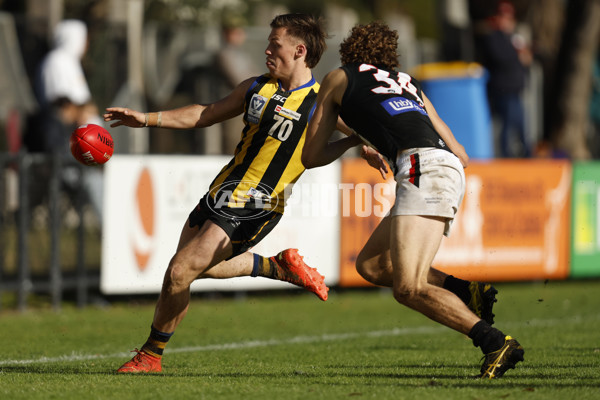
[188,194,283,259]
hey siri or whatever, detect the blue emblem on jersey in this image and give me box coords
[248,94,268,124]
[381,97,427,116]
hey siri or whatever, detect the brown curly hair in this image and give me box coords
[339,21,400,70]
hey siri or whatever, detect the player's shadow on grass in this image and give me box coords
[318,363,600,387]
[2,364,599,388]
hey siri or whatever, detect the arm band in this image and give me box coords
[147,112,159,127]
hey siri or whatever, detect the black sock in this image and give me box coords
[443,275,471,304]
[141,325,174,358]
[468,320,506,354]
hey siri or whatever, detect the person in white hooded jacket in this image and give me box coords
[31,19,103,150]
[27,19,104,218]
[38,19,94,109]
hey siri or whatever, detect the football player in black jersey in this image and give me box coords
[302,21,524,379]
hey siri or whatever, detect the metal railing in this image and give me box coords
[0,152,101,312]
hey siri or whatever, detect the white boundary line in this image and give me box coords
[0,326,444,367]
[1,314,597,367]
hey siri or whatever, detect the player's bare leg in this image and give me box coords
[389,215,479,333]
[389,214,524,377]
[201,249,328,301]
[356,215,449,287]
[118,220,232,373]
[152,220,233,332]
[356,215,497,324]
[118,218,327,373]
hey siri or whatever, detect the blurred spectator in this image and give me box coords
[26,19,103,153]
[214,14,262,154]
[476,1,532,158]
[216,15,262,88]
[24,19,104,219]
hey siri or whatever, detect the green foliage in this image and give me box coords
[2,280,599,399]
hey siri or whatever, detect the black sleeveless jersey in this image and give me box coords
[339,63,452,164]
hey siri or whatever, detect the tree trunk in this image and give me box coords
[550,0,600,160]
[526,0,564,144]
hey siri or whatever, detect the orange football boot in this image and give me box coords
[117,349,162,373]
[270,249,329,301]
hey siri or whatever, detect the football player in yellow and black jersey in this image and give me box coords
[302,21,524,379]
[104,14,361,373]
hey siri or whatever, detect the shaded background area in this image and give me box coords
[2,0,599,158]
[1,0,600,310]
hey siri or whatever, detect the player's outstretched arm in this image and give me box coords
[103,77,253,130]
[104,105,208,130]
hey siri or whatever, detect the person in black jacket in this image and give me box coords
[476,1,532,158]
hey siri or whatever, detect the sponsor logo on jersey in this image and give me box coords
[381,97,427,116]
[274,105,301,121]
[271,93,287,103]
[248,94,268,124]
[246,186,272,202]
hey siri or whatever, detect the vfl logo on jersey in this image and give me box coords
[248,94,268,124]
[274,105,301,121]
[381,97,427,117]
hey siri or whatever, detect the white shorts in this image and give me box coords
[390,148,465,236]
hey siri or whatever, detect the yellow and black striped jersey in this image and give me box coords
[208,74,320,214]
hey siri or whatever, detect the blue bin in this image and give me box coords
[413,62,493,160]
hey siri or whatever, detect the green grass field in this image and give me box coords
[1,280,599,400]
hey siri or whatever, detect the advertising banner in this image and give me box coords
[339,159,395,287]
[339,159,572,286]
[101,155,340,294]
[570,162,600,278]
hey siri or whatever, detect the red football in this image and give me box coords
[70,124,114,166]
